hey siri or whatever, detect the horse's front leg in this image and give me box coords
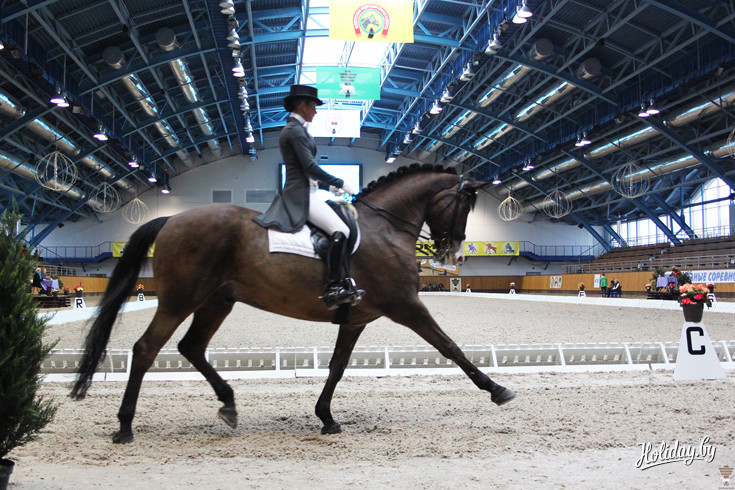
[388,299,516,405]
[316,324,366,434]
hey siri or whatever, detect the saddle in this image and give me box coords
[309,201,359,260]
[266,201,359,259]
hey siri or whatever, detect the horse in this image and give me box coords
[70,163,516,443]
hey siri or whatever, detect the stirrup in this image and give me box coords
[320,278,364,310]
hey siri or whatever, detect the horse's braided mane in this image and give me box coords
[357,163,457,197]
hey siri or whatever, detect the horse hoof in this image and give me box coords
[218,406,238,429]
[320,422,342,435]
[492,387,517,406]
[112,431,134,444]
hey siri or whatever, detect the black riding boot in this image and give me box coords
[320,232,364,310]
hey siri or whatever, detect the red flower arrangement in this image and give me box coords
[73,285,83,292]
[677,283,712,307]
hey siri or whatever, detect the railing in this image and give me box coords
[564,253,734,274]
[518,241,603,259]
[38,241,114,261]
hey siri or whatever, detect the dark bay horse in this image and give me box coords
[71,164,516,443]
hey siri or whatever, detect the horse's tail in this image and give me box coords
[70,216,170,399]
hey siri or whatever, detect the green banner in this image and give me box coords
[316,66,381,100]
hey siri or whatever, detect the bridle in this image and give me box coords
[354,180,474,262]
[429,181,473,262]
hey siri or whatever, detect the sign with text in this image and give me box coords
[688,269,735,284]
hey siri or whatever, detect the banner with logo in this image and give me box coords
[316,66,381,100]
[417,240,520,257]
[329,0,414,43]
[112,242,155,258]
[464,241,519,256]
[308,109,361,138]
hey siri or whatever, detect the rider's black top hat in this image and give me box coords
[283,84,324,112]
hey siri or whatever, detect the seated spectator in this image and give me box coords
[31,267,45,294]
[611,279,622,298]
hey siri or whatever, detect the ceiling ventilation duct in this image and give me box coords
[428,39,554,154]
[515,83,735,190]
[473,57,600,151]
[103,46,194,167]
[521,138,735,214]
[0,150,104,208]
[0,91,133,191]
[155,28,222,158]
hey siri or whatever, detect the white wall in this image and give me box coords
[43,144,601,277]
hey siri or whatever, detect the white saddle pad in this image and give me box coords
[268,225,360,259]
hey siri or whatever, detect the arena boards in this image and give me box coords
[38,293,735,382]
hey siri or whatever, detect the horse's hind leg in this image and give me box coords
[315,324,366,434]
[389,301,516,405]
[177,294,237,429]
[115,309,189,444]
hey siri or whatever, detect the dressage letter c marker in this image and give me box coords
[685,326,706,355]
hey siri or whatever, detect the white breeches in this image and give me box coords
[308,193,350,237]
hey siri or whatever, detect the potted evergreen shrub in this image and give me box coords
[0,207,58,489]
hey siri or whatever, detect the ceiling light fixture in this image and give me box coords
[512,6,528,24]
[385,155,396,164]
[429,99,442,115]
[50,87,65,105]
[518,0,533,18]
[580,131,591,146]
[0,40,4,50]
[459,62,475,81]
[574,134,583,147]
[227,38,240,49]
[238,86,248,99]
[485,32,502,54]
[492,177,502,185]
[227,28,239,42]
[128,155,139,168]
[403,133,412,144]
[232,58,245,77]
[440,87,453,103]
[646,99,660,115]
[246,131,255,143]
[411,121,422,134]
[219,1,235,15]
[240,99,250,113]
[93,123,108,141]
[148,171,157,183]
[161,185,171,194]
[638,103,650,117]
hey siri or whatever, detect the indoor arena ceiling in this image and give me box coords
[1,0,734,247]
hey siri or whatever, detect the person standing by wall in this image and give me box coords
[600,273,608,297]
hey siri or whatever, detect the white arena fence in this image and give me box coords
[38,292,735,382]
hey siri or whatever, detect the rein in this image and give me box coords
[353,194,431,241]
[354,182,470,261]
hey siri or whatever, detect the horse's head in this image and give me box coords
[426,178,489,265]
